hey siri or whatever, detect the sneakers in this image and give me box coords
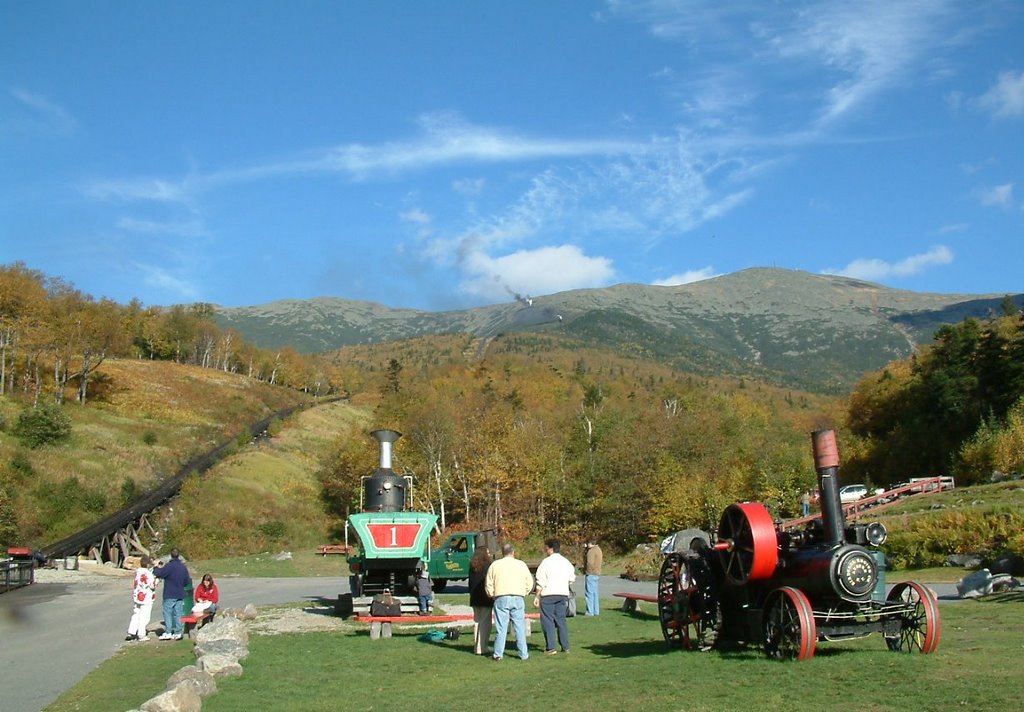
[544,649,558,655]
[172,634,183,640]
[158,633,173,640]
[491,656,502,661]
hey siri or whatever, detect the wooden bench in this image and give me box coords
[613,592,660,613]
[354,613,540,641]
[180,610,213,637]
[316,544,351,556]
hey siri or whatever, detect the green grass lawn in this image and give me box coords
[45,590,1024,712]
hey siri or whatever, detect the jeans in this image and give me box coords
[492,595,528,659]
[539,595,570,652]
[162,597,184,636]
[418,594,432,613]
[585,574,600,615]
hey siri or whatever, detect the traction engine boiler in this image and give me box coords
[657,429,941,660]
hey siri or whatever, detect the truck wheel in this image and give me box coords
[433,579,448,592]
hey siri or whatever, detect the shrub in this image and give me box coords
[9,451,35,481]
[13,404,72,448]
[142,430,158,446]
[259,519,287,541]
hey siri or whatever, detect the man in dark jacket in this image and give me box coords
[154,548,191,640]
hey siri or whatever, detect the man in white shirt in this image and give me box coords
[534,538,576,654]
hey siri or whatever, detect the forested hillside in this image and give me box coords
[318,333,844,546]
[844,309,1024,486]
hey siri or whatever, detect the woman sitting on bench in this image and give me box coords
[192,573,219,618]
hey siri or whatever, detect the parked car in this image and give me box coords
[839,484,868,503]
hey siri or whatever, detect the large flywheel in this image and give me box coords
[716,502,779,585]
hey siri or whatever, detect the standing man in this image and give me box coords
[801,490,811,517]
[583,538,603,616]
[153,548,191,641]
[534,538,575,655]
[485,542,534,661]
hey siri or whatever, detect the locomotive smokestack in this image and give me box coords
[812,429,846,546]
[372,429,401,471]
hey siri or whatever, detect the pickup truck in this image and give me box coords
[426,529,541,591]
[427,529,499,591]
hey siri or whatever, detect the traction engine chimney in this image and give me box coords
[812,429,846,547]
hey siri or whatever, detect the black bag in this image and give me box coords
[370,595,402,617]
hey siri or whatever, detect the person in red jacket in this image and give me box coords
[192,573,219,618]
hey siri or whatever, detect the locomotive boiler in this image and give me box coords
[657,429,941,660]
[337,429,437,617]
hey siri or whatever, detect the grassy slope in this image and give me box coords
[0,359,310,547]
[168,398,370,560]
[46,590,1024,712]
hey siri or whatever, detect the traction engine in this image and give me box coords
[657,429,941,660]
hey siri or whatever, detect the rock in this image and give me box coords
[194,617,249,646]
[957,569,994,598]
[197,653,244,678]
[239,603,258,620]
[986,553,1024,576]
[194,638,250,661]
[140,680,202,712]
[167,665,218,698]
[946,553,983,568]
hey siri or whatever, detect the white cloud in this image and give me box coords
[936,222,968,234]
[980,183,1015,209]
[133,263,200,300]
[822,245,954,281]
[653,267,721,286]
[400,208,431,224]
[977,70,1024,119]
[10,88,77,135]
[83,177,192,204]
[117,216,207,237]
[460,245,615,301]
[453,177,485,195]
[607,0,961,130]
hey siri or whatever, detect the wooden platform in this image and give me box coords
[354,612,540,641]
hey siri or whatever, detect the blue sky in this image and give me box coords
[2,1,1022,311]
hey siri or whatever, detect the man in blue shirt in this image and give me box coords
[154,548,191,640]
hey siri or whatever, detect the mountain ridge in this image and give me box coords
[214,267,1021,392]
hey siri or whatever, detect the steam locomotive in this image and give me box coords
[657,429,941,660]
[336,429,437,617]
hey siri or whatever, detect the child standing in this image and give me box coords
[126,555,157,641]
[416,568,433,615]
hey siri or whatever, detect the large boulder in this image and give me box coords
[195,637,250,661]
[197,653,244,678]
[139,680,202,712]
[194,616,249,646]
[167,665,218,698]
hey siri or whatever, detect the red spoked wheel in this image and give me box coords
[763,586,817,661]
[885,581,941,654]
[658,554,695,649]
[657,554,716,650]
[717,503,779,585]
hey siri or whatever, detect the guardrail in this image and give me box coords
[1,559,34,593]
[781,476,954,530]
